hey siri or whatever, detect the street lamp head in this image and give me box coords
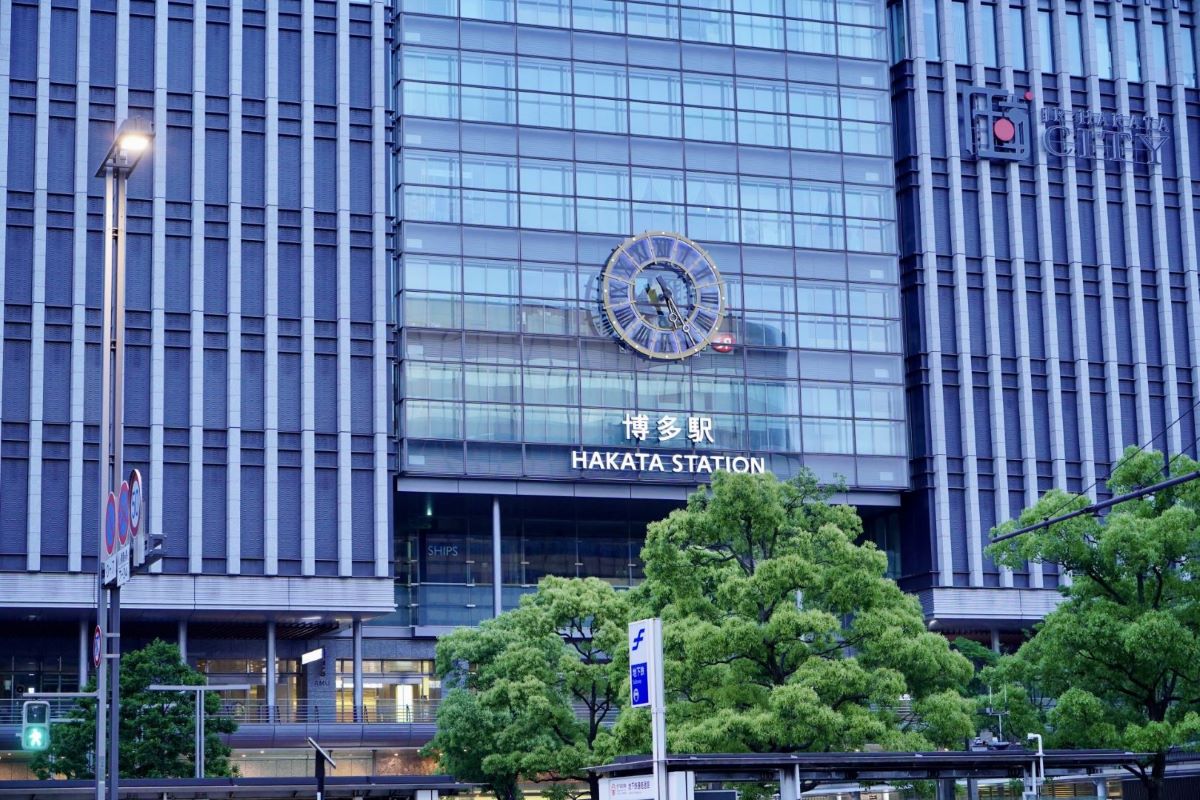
[95,117,154,177]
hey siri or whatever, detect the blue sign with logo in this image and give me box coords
[630,663,649,707]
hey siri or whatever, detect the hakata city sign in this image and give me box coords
[570,413,767,475]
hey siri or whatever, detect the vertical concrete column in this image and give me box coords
[1094,777,1109,800]
[991,628,1001,653]
[935,778,955,800]
[492,498,503,617]
[353,619,364,723]
[778,766,799,800]
[79,620,88,686]
[266,621,277,724]
[966,778,980,800]
[178,619,188,663]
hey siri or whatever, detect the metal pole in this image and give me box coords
[107,165,128,800]
[316,754,326,800]
[79,621,88,688]
[94,163,115,800]
[266,621,277,724]
[178,619,188,663]
[352,620,363,723]
[195,690,202,779]
[650,619,667,800]
[492,498,502,617]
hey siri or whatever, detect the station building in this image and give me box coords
[1,0,1198,775]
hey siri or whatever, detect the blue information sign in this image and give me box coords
[630,663,649,707]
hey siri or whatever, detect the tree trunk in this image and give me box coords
[1144,751,1167,800]
[588,772,601,800]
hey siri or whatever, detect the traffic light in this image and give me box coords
[22,700,50,751]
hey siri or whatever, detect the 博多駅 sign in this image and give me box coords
[570,412,766,474]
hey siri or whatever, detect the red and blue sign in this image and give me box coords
[117,480,131,547]
[104,492,117,555]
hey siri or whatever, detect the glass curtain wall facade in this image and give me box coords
[392,0,912,628]
[892,0,1200,624]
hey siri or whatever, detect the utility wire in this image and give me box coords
[989,392,1200,542]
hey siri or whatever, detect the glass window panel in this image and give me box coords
[628,3,680,37]
[786,0,833,22]
[633,168,685,203]
[403,49,459,83]
[841,121,889,155]
[793,181,843,215]
[687,206,739,241]
[748,415,799,450]
[855,420,904,455]
[405,152,459,186]
[839,88,889,122]
[1095,16,1114,79]
[838,0,883,27]
[517,0,570,26]
[521,195,574,230]
[405,400,463,439]
[461,0,515,20]
[518,91,571,127]
[1181,27,1198,86]
[691,375,745,413]
[581,408,632,445]
[523,298,576,335]
[522,264,576,298]
[404,186,460,222]
[405,257,462,292]
[1153,22,1170,84]
[1124,18,1141,81]
[404,81,457,117]
[581,370,635,407]
[742,311,795,346]
[981,4,998,67]
[789,84,839,117]
[577,198,631,233]
[462,190,518,226]
[1067,13,1084,75]
[838,24,886,59]
[461,87,516,123]
[797,283,847,315]
[524,406,575,442]
[747,380,799,414]
[407,362,462,400]
[797,315,849,349]
[464,295,520,331]
[794,214,844,249]
[632,202,686,232]
[576,165,633,200]
[685,106,737,141]
[684,74,736,107]
[465,365,520,402]
[738,79,788,113]
[461,54,516,88]
[687,173,738,206]
[465,403,522,441]
[801,383,852,416]
[629,69,682,103]
[637,372,691,411]
[576,97,629,133]
[845,218,896,253]
[461,156,517,191]
[405,293,463,328]
[464,260,518,295]
[575,64,626,98]
[741,178,791,211]
[951,1,968,62]
[734,0,782,16]
[734,13,785,49]
[741,210,794,246]
[923,0,940,59]
[802,417,853,452]
[630,102,683,138]
[790,116,840,150]
[1008,7,1026,70]
[844,185,892,219]
[520,160,574,195]
[737,111,789,147]
[524,367,579,405]
[1039,11,1054,71]
[853,386,904,419]
[787,19,836,53]
[849,318,900,351]
[573,0,624,32]
[682,8,733,44]
[848,285,898,317]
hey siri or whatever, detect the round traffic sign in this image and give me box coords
[104,492,117,555]
[117,481,131,547]
[128,469,142,539]
[92,624,102,668]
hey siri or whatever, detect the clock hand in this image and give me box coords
[654,278,687,331]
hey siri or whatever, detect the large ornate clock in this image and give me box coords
[600,232,726,360]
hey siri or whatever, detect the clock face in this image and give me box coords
[601,232,726,360]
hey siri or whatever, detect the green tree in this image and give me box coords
[32,639,237,780]
[609,471,974,755]
[989,446,1200,800]
[951,638,1045,743]
[422,577,630,800]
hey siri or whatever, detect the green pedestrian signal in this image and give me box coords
[22,700,50,751]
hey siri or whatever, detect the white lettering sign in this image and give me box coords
[570,450,766,474]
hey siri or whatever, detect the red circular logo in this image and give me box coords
[711,333,735,354]
[992,117,1017,143]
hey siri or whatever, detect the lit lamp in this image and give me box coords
[93,115,154,800]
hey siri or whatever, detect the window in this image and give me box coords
[1038,11,1054,72]
[981,4,998,68]
[1008,6,1026,70]
[1152,22,1170,84]
[1181,27,1198,86]
[1094,16,1114,79]
[1124,19,1141,81]
[951,0,968,62]
[922,0,939,59]
[1066,13,1084,76]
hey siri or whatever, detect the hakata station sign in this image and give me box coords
[570,413,767,475]
[102,468,144,588]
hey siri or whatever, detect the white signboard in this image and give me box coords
[604,776,655,800]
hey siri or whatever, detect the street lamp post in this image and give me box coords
[94,117,153,800]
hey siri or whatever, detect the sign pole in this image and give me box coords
[630,618,667,800]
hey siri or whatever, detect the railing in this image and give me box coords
[0,698,86,725]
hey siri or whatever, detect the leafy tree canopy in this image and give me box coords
[32,639,237,780]
[422,577,630,800]
[610,471,974,755]
[989,447,1200,799]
